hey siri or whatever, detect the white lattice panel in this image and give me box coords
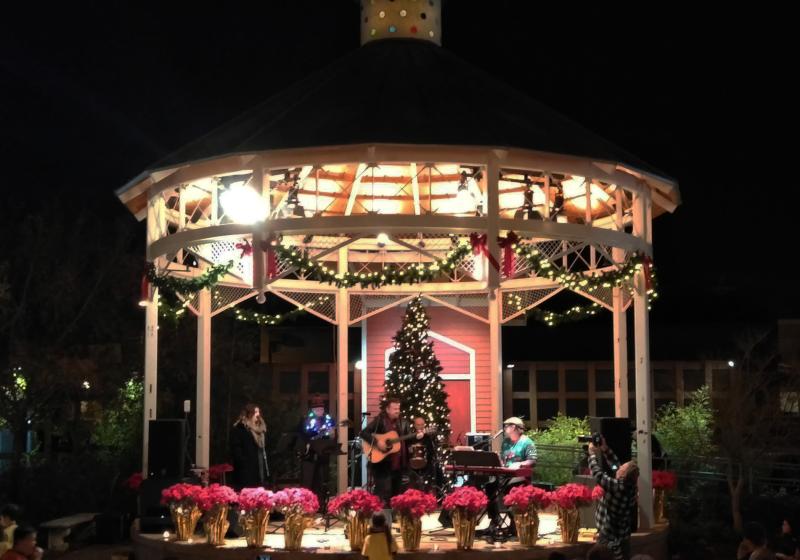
[501,287,563,323]
[349,293,415,324]
[210,286,257,316]
[421,292,489,322]
[574,284,631,312]
[270,290,337,324]
[188,241,252,284]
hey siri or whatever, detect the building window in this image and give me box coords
[537,399,559,423]
[512,399,531,420]
[596,398,615,417]
[595,369,614,392]
[308,370,329,394]
[655,398,675,412]
[654,369,675,392]
[566,369,588,392]
[712,369,730,391]
[684,369,705,392]
[536,370,559,393]
[566,398,589,418]
[780,392,800,414]
[512,370,530,392]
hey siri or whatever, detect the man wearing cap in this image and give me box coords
[300,394,337,499]
[485,417,538,535]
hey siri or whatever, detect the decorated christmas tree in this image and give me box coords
[383,296,452,463]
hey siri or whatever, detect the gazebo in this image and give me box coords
[117,0,679,528]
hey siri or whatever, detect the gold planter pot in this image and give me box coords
[241,508,271,548]
[516,507,540,547]
[452,508,478,550]
[283,512,311,551]
[654,488,667,523]
[170,504,202,542]
[204,504,230,546]
[399,515,422,552]
[347,515,370,552]
[557,506,580,544]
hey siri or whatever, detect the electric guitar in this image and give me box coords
[361,427,437,463]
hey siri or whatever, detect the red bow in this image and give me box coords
[236,239,253,258]
[259,239,278,279]
[497,231,520,278]
[469,233,500,272]
[643,255,653,291]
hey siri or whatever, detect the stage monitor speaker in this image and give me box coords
[589,417,633,464]
[147,419,186,479]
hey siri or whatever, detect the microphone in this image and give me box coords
[490,428,504,440]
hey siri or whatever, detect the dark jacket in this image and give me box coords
[230,423,267,488]
[360,414,410,467]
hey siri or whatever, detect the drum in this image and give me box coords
[409,443,428,470]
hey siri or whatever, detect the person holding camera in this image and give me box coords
[588,436,639,560]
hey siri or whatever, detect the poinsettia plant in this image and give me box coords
[550,483,593,509]
[652,470,678,491]
[327,489,383,519]
[195,484,238,512]
[161,483,203,507]
[124,472,143,492]
[390,489,438,518]
[274,487,319,516]
[208,463,234,482]
[591,485,604,501]
[442,486,488,515]
[238,488,275,512]
[503,485,551,512]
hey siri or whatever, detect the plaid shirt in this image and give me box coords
[589,449,637,543]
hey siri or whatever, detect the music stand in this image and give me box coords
[452,450,502,467]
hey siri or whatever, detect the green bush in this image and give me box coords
[527,414,589,486]
[654,385,715,461]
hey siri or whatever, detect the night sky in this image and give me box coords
[1,2,792,358]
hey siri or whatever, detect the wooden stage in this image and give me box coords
[133,512,668,560]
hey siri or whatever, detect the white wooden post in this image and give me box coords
[142,288,158,477]
[633,190,653,529]
[613,188,629,418]
[486,154,503,445]
[196,288,212,469]
[336,247,350,492]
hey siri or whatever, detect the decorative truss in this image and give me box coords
[500,287,564,324]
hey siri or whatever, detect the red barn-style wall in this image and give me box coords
[363,305,493,444]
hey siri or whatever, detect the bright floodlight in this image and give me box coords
[220,182,268,224]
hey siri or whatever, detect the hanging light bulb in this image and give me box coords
[376,233,389,248]
[219,176,268,224]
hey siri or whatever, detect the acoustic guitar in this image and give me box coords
[361,427,437,463]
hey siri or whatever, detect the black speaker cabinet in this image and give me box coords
[147,419,187,479]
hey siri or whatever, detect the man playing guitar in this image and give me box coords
[359,397,409,521]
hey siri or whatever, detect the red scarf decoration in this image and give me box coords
[497,231,520,278]
[469,233,501,272]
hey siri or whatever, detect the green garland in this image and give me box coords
[233,295,332,325]
[513,244,659,298]
[272,241,472,289]
[146,261,235,295]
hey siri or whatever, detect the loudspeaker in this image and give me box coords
[147,419,186,479]
[589,417,633,464]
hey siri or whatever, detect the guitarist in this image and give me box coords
[359,397,410,522]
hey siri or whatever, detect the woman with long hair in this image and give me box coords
[230,403,269,488]
[361,513,396,560]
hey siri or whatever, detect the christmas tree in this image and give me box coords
[383,296,452,460]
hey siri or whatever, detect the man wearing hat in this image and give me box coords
[485,417,538,535]
[299,394,337,499]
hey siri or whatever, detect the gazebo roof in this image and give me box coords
[122,38,674,195]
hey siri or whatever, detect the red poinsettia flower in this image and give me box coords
[442,486,489,515]
[503,485,551,511]
[390,489,438,518]
[208,463,234,482]
[195,484,238,512]
[238,488,275,512]
[327,489,383,518]
[124,472,143,492]
[160,483,204,506]
[274,487,320,516]
[591,485,604,501]
[652,470,678,491]
[550,483,593,509]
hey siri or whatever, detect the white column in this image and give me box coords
[613,189,629,418]
[196,288,212,469]
[486,154,503,445]
[142,288,159,477]
[336,247,350,492]
[633,191,653,529]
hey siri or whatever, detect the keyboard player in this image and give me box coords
[485,416,538,534]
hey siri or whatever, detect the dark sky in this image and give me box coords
[1,2,793,347]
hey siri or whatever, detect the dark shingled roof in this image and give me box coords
[150,39,671,180]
